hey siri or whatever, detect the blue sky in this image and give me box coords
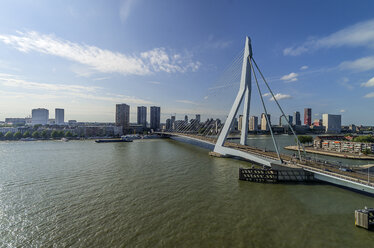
[0,0,374,125]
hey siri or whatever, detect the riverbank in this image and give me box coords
[0,134,162,142]
[285,145,374,160]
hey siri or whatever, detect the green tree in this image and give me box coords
[41,130,48,139]
[51,130,59,139]
[14,131,22,139]
[0,132,3,139]
[4,131,14,140]
[353,135,374,143]
[297,135,313,144]
[32,131,40,139]
[33,124,42,130]
[58,131,65,137]
[65,131,73,137]
[363,148,372,155]
[23,131,31,138]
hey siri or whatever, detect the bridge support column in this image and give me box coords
[215,36,252,153]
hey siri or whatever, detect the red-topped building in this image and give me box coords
[304,108,312,126]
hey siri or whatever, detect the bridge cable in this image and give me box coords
[251,58,305,161]
[250,58,282,162]
[176,49,244,136]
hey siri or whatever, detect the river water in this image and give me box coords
[0,138,373,247]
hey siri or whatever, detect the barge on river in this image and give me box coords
[95,136,133,143]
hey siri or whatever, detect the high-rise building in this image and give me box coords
[55,108,64,125]
[171,115,176,130]
[279,115,282,126]
[150,106,161,130]
[304,108,312,126]
[116,104,130,130]
[288,115,293,125]
[249,116,258,131]
[195,114,201,123]
[233,117,238,131]
[32,108,49,125]
[184,115,188,123]
[294,111,301,125]
[238,115,243,131]
[166,119,171,130]
[137,106,147,127]
[261,113,271,131]
[322,114,341,133]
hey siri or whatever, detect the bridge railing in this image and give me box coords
[296,162,374,188]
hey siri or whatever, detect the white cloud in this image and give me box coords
[149,81,161,85]
[93,77,110,81]
[340,77,354,90]
[280,72,298,82]
[270,93,292,101]
[261,91,292,101]
[284,19,374,56]
[340,109,346,113]
[0,74,100,92]
[300,65,308,70]
[364,92,374,98]
[71,92,152,104]
[176,100,198,105]
[361,77,374,87]
[0,31,200,76]
[0,73,151,105]
[141,48,201,73]
[119,0,137,24]
[339,56,374,71]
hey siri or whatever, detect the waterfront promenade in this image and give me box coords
[285,145,374,160]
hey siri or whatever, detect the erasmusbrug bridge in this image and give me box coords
[156,36,374,195]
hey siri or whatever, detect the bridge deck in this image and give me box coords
[158,132,374,189]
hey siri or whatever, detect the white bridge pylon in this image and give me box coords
[215,36,252,148]
[213,36,285,166]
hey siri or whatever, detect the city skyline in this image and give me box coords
[0,1,374,124]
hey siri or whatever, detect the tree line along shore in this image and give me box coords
[0,130,74,140]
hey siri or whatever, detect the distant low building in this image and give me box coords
[313,119,322,127]
[76,125,122,137]
[349,124,357,133]
[128,124,145,134]
[68,120,77,125]
[5,118,26,125]
[313,136,374,154]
